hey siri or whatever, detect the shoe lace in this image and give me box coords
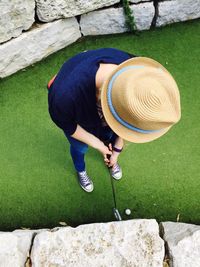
[79,171,91,186]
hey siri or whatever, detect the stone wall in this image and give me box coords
[1,2,199,265]
[0,0,200,77]
[0,220,199,266]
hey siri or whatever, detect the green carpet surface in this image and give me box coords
[0,19,200,231]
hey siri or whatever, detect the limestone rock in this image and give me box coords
[0,0,35,44]
[31,219,164,267]
[0,230,36,267]
[157,0,200,27]
[0,18,81,78]
[160,222,200,267]
[80,2,154,36]
[36,0,120,22]
[130,0,151,2]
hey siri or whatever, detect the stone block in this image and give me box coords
[160,222,200,267]
[31,220,164,267]
[80,2,154,36]
[36,0,120,22]
[0,18,81,78]
[0,230,36,266]
[0,0,35,44]
[130,0,151,2]
[157,0,200,27]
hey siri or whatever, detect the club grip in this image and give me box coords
[103,141,112,160]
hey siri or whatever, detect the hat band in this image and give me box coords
[107,65,162,134]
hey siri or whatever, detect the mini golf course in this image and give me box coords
[0,19,199,231]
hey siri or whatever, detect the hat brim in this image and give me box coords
[101,57,173,143]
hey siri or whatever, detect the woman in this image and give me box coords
[47,48,181,193]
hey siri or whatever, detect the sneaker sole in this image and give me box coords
[112,172,122,180]
[79,182,94,193]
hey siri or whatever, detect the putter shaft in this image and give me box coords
[107,153,122,221]
[110,172,122,221]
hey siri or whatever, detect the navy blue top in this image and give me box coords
[48,48,136,137]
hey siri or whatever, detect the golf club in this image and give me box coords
[106,152,122,221]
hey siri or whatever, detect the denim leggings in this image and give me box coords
[64,126,118,172]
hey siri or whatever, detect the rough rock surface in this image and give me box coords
[80,2,154,36]
[157,0,200,27]
[0,18,81,78]
[0,230,36,267]
[130,0,151,2]
[0,0,35,44]
[36,0,120,22]
[31,219,164,267]
[160,222,200,267]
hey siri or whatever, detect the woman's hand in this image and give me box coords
[96,141,112,159]
[106,151,119,167]
[103,143,119,167]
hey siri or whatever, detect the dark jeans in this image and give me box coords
[64,126,118,172]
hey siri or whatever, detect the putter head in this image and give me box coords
[113,208,122,221]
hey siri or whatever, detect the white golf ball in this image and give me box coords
[125,209,131,215]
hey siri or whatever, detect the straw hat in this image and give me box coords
[101,57,181,143]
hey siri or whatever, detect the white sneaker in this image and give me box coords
[110,163,122,180]
[77,171,94,192]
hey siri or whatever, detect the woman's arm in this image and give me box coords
[71,124,112,157]
[113,136,124,150]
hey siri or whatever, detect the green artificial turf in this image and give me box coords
[0,19,200,231]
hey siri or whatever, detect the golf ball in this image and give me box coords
[125,209,131,215]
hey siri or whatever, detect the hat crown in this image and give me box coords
[112,67,181,131]
[101,56,181,143]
